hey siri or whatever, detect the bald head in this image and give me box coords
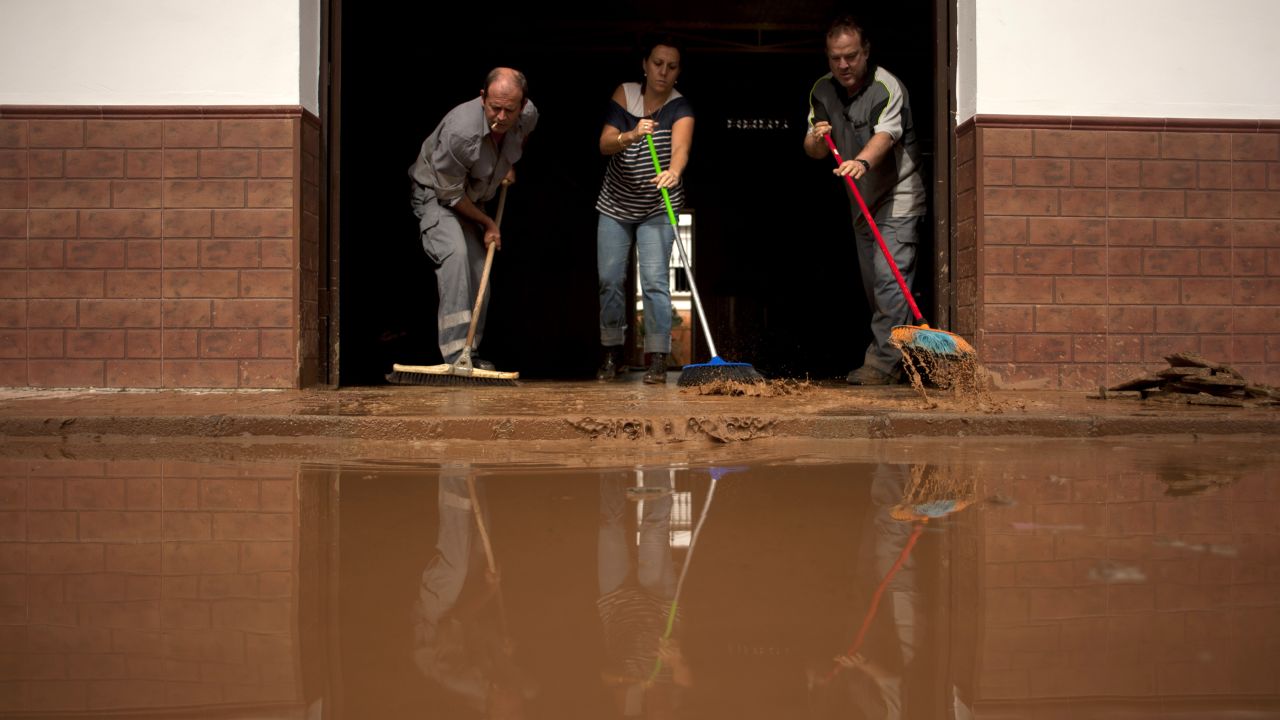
[484,67,528,103]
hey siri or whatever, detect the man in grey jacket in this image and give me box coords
[804,18,926,386]
[408,68,537,369]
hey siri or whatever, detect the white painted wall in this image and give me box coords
[957,0,1280,121]
[0,0,320,114]
[956,0,977,122]
[299,0,320,115]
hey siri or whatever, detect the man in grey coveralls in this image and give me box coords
[408,68,537,368]
[804,17,927,386]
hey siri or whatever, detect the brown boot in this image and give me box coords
[643,353,667,384]
[596,346,624,381]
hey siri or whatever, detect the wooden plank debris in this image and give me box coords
[1099,353,1278,407]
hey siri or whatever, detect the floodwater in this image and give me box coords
[2,436,1278,719]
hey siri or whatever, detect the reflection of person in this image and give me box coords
[811,463,973,719]
[408,68,537,369]
[595,37,695,385]
[412,466,533,719]
[597,471,692,717]
[804,16,926,386]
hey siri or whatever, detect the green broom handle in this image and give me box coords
[822,133,928,326]
[645,134,718,359]
[645,473,720,683]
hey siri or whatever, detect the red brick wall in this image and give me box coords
[299,118,323,387]
[955,124,978,340]
[0,459,302,713]
[967,118,1280,390]
[0,108,321,389]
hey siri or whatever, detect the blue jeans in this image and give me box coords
[597,213,673,354]
[597,471,675,598]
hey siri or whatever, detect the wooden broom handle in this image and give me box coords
[464,184,507,352]
[465,475,498,574]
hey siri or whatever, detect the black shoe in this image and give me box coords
[846,365,901,385]
[643,353,668,384]
[596,346,623,381]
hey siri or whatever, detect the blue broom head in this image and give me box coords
[914,499,961,518]
[912,329,959,356]
[677,355,766,386]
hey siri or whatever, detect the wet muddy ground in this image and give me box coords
[0,381,1278,718]
[1,430,1278,718]
[0,381,1277,460]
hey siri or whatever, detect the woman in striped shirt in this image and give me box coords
[595,37,695,384]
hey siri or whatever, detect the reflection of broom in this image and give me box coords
[821,521,925,684]
[644,135,764,387]
[645,466,727,683]
[821,134,975,362]
[890,463,976,521]
[823,464,974,683]
[465,476,508,637]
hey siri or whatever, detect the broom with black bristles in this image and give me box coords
[386,184,519,387]
[822,133,976,362]
[644,135,764,388]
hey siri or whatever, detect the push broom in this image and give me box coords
[386,185,519,387]
[822,134,975,362]
[644,135,764,387]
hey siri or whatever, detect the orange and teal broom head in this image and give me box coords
[890,324,976,359]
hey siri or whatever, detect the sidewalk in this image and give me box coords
[1,379,1276,446]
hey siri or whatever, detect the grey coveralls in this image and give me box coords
[408,97,538,362]
[808,66,927,375]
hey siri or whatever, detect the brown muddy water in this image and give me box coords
[1,436,1278,719]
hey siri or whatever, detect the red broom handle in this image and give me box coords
[823,134,926,325]
[823,521,926,683]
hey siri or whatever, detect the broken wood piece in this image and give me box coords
[1158,367,1212,379]
[1182,374,1247,390]
[1187,393,1246,407]
[1164,352,1244,379]
[1109,375,1165,391]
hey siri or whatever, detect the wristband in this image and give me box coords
[855,158,870,172]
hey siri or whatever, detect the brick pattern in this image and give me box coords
[972,122,1280,389]
[298,117,322,387]
[955,124,978,339]
[0,110,312,389]
[969,450,1280,703]
[0,459,301,713]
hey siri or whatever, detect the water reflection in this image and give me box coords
[810,463,976,720]
[412,465,533,718]
[2,439,1278,719]
[598,468,684,717]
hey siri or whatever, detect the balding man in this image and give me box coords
[409,68,538,370]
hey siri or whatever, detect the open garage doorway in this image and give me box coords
[334,0,947,384]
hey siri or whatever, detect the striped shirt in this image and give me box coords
[597,585,681,684]
[596,83,694,222]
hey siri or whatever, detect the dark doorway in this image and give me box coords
[337,1,939,384]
